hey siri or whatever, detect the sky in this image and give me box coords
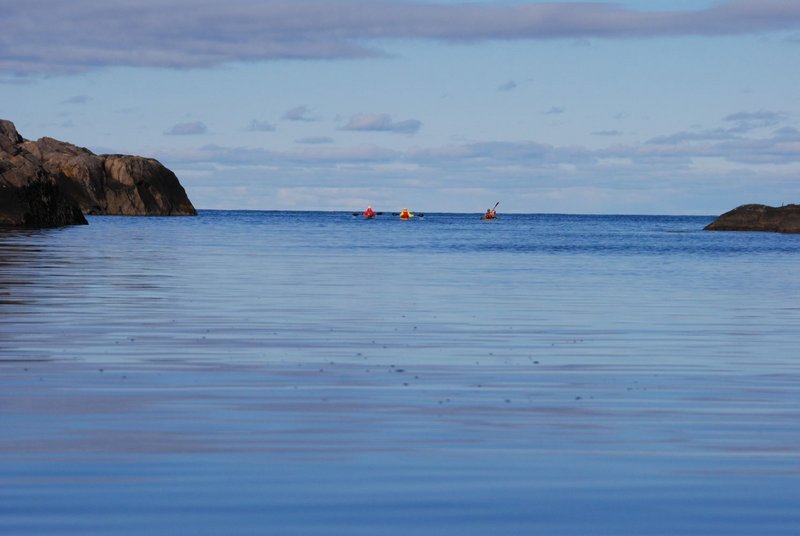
[2,0,800,214]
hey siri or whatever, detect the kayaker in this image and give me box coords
[363,205,376,218]
[482,202,499,220]
[399,208,413,220]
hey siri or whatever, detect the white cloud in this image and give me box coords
[296,137,335,144]
[591,130,622,137]
[246,119,276,132]
[340,113,421,134]
[646,129,737,145]
[497,80,517,92]
[161,125,800,213]
[723,110,789,132]
[282,106,317,122]
[161,143,400,166]
[154,118,800,200]
[61,95,92,104]
[165,121,208,136]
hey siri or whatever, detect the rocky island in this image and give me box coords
[704,204,800,234]
[1,119,195,227]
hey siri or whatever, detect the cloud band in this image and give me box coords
[3,0,800,75]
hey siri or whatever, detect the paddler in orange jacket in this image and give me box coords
[482,202,499,220]
[363,205,376,218]
[399,208,413,220]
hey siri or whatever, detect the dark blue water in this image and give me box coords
[2,211,799,535]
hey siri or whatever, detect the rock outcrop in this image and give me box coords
[1,119,196,227]
[704,204,800,234]
[0,120,87,227]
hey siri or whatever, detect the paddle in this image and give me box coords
[482,202,499,220]
[352,212,384,216]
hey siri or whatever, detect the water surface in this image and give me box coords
[2,212,799,534]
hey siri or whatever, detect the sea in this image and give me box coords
[1,211,799,535]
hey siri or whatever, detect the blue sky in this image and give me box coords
[2,0,800,214]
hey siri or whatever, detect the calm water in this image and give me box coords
[1,211,799,535]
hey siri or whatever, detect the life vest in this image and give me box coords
[363,208,376,218]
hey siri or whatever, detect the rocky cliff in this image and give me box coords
[1,119,196,227]
[0,120,87,227]
[704,204,800,234]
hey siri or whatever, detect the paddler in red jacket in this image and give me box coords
[363,206,376,218]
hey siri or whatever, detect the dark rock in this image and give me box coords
[1,119,196,228]
[1,120,87,227]
[25,136,196,216]
[704,204,800,234]
[0,177,88,228]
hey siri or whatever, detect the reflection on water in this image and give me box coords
[1,212,799,535]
